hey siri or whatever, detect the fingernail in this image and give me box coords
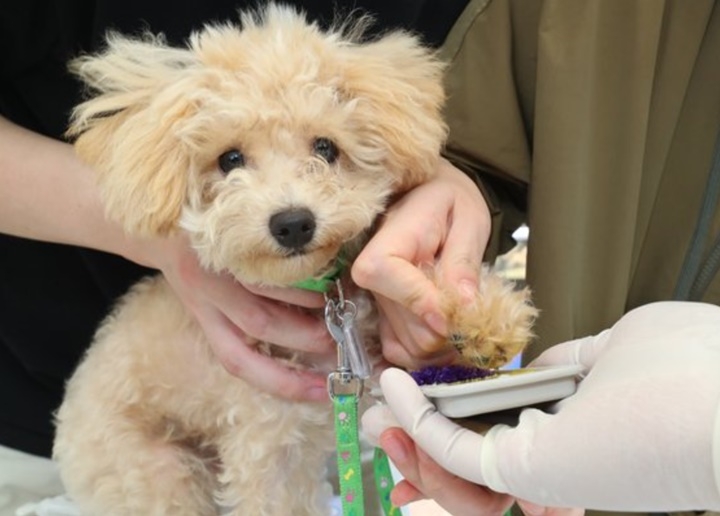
[521,502,547,516]
[423,311,447,335]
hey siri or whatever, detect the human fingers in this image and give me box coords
[362,402,512,514]
[353,252,444,334]
[162,244,334,396]
[353,160,492,335]
[159,236,334,354]
[434,159,491,303]
[196,307,329,402]
[479,304,720,510]
[378,368,488,484]
[388,478,427,507]
[527,332,611,376]
[220,290,334,354]
[362,403,400,447]
[527,302,716,374]
[380,428,513,515]
[517,500,585,516]
[375,294,457,368]
[371,374,578,514]
[183,269,332,355]
[242,282,326,309]
[351,183,453,335]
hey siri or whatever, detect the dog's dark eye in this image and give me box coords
[218,149,245,173]
[312,137,339,164]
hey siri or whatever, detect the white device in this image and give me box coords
[419,364,583,418]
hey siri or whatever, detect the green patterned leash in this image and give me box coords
[373,447,399,515]
[325,279,373,516]
[297,259,400,516]
[333,393,365,515]
[326,279,402,516]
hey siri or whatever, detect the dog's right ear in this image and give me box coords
[68,34,199,236]
[336,31,447,192]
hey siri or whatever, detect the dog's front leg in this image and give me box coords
[214,402,335,516]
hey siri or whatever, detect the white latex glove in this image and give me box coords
[363,301,720,511]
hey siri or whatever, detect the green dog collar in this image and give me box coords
[292,254,349,293]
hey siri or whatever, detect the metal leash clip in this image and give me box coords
[325,279,371,399]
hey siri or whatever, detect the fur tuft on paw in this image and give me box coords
[441,266,539,369]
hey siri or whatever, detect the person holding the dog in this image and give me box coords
[1,1,719,516]
[0,0,480,513]
[0,0,468,448]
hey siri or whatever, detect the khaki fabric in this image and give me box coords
[441,2,720,513]
[442,0,720,355]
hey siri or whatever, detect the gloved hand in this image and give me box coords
[363,301,720,511]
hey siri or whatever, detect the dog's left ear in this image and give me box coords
[340,32,447,190]
[67,34,199,236]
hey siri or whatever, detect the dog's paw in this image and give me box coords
[442,266,538,369]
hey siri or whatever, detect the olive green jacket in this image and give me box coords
[442,0,720,365]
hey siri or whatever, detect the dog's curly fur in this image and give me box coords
[53,5,537,515]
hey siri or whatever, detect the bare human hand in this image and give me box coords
[377,426,513,516]
[352,158,492,369]
[131,234,336,402]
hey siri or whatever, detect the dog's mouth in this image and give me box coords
[224,245,339,287]
[276,242,341,272]
[291,246,338,273]
[283,247,309,258]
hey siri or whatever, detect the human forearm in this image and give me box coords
[443,153,528,262]
[0,115,147,261]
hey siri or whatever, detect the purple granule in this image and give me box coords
[410,365,496,386]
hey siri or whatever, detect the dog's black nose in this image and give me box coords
[269,208,316,250]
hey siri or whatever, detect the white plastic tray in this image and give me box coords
[420,365,583,418]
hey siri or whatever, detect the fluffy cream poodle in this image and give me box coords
[53,5,537,515]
